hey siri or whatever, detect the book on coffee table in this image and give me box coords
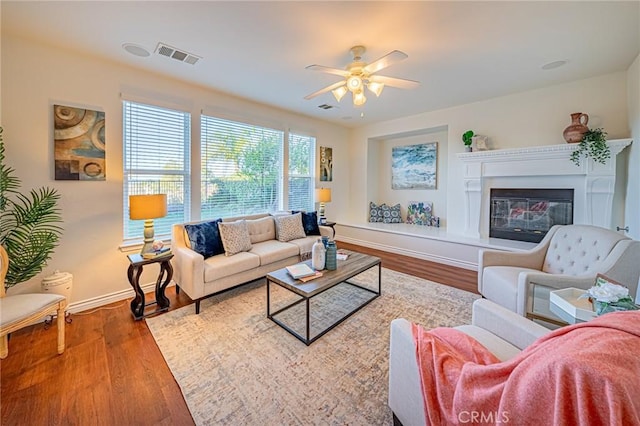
[286,263,316,279]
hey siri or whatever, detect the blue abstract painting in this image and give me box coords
[391,142,437,189]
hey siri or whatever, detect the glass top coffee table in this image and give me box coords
[266,251,381,345]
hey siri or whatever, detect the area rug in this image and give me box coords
[146,267,479,425]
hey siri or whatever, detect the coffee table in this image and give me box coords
[266,251,381,345]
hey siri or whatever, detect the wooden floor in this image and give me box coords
[0,243,477,425]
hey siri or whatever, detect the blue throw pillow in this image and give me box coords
[184,219,224,258]
[292,210,321,236]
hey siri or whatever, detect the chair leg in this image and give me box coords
[0,334,8,359]
[56,304,66,355]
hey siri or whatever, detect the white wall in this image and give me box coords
[625,54,640,240]
[1,34,349,306]
[346,72,631,235]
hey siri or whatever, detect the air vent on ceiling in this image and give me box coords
[318,104,334,110]
[155,42,202,65]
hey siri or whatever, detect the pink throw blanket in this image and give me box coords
[412,311,640,425]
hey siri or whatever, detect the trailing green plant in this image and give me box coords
[570,128,610,166]
[462,130,474,146]
[0,127,63,289]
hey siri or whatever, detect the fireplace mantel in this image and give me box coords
[457,139,632,239]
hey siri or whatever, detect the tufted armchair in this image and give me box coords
[478,224,640,316]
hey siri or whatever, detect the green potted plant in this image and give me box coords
[570,128,610,166]
[462,130,474,152]
[0,127,63,289]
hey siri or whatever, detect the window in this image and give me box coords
[200,116,316,219]
[200,115,284,219]
[287,133,316,211]
[123,101,191,241]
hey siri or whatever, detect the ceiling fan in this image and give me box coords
[304,45,420,107]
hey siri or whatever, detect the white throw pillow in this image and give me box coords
[274,213,306,242]
[218,220,253,256]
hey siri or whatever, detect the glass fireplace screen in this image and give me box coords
[490,188,574,243]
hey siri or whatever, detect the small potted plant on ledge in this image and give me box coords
[570,127,610,166]
[462,130,474,152]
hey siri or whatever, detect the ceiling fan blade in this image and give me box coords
[369,75,420,89]
[363,50,408,74]
[305,65,350,77]
[304,81,347,100]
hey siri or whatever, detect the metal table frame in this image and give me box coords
[267,261,381,345]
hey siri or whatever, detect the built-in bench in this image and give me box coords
[334,222,536,271]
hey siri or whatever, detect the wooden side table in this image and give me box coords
[127,253,173,320]
[322,221,336,238]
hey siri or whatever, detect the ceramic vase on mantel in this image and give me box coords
[563,112,589,143]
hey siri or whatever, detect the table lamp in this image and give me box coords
[129,194,167,255]
[315,188,332,224]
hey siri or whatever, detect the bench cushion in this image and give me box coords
[249,240,299,265]
[203,252,260,282]
[0,294,65,326]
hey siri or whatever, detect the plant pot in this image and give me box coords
[464,146,472,152]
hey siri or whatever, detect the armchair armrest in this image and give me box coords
[472,299,549,350]
[388,318,427,426]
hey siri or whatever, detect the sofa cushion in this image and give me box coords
[369,202,385,223]
[249,240,299,265]
[274,213,306,242]
[286,236,318,255]
[381,203,403,223]
[292,210,321,236]
[218,220,253,256]
[184,219,224,258]
[203,251,261,282]
[246,216,276,244]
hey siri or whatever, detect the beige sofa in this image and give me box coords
[172,213,333,313]
[388,299,550,426]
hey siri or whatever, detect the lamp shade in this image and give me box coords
[316,188,332,203]
[129,194,167,220]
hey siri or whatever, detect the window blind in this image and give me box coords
[287,133,315,212]
[123,101,191,241]
[201,115,284,219]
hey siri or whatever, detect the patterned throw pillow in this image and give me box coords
[274,213,307,242]
[184,219,224,258]
[381,203,403,224]
[218,220,253,256]
[291,210,321,236]
[369,202,385,223]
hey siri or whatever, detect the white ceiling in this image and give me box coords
[3,1,639,128]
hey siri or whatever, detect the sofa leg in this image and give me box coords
[392,412,403,426]
[175,284,180,295]
[195,300,200,314]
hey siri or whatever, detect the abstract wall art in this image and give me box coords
[319,146,333,182]
[391,142,437,189]
[54,104,105,180]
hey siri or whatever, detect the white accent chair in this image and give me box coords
[0,246,67,359]
[478,224,640,316]
[388,299,550,426]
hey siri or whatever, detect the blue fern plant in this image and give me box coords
[0,127,63,289]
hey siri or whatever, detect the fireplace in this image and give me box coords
[458,140,631,242]
[490,188,574,243]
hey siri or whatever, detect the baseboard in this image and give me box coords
[67,281,176,314]
[335,235,477,271]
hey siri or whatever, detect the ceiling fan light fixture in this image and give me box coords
[353,90,367,107]
[347,75,363,92]
[332,86,348,102]
[367,82,385,97]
